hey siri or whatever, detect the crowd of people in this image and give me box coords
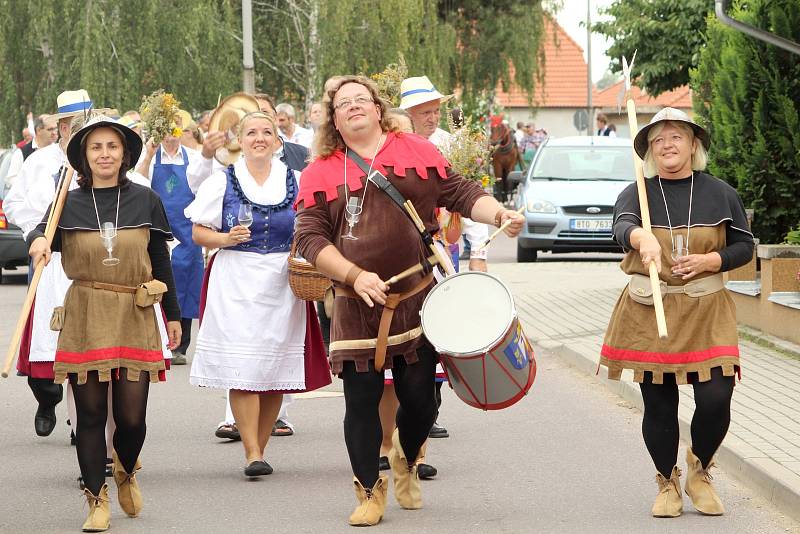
[5,72,753,532]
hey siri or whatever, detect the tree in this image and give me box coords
[593,0,712,96]
[691,0,800,243]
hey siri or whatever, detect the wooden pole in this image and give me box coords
[622,53,668,339]
[2,167,74,378]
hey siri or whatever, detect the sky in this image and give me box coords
[553,0,616,83]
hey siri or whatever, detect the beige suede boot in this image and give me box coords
[349,474,388,526]
[388,428,422,510]
[651,466,683,518]
[685,448,724,515]
[82,483,110,532]
[113,451,143,517]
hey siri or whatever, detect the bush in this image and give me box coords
[691,0,800,243]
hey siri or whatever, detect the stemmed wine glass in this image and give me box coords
[237,203,253,229]
[342,197,362,241]
[100,222,120,266]
[671,233,689,278]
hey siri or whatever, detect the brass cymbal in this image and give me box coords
[208,93,260,166]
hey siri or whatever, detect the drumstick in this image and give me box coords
[403,201,455,276]
[477,205,525,251]
[3,167,74,378]
[384,255,439,286]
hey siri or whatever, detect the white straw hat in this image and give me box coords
[50,89,94,120]
[634,107,710,159]
[398,76,453,110]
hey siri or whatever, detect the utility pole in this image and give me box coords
[242,0,256,94]
[586,0,593,135]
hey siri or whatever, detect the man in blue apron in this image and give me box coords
[136,131,204,364]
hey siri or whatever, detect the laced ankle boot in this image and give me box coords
[348,474,388,526]
[82,483,110,532]
[651,466,683,518]
[388,428,422,510]
[113,451,143,517]
[685,448,724,515]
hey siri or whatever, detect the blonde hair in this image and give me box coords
[311,75,397,160]
[237,111,277,140]
[643,121,708,177]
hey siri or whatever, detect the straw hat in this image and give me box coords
[208,93,260,165]
[398,76,453,110]
[51,89,94,120]
[66,115,143,172]
[634,107,710,159]
[175,109,196,130]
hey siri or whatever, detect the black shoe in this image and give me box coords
[215,423,241,441]
[379,456,390,471]
[34,404,57,437]
[70,430,76,446]
[417,463,438,480]
[428,422,449,438]
[105,458,113,478]
[244,460,273,477]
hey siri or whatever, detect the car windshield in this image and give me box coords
[531,146,635,181]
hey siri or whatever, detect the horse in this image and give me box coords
[490,123,522,204]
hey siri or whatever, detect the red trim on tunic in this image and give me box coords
[600,344,740,364]
[294,132,451,209]
[57,346,165,365]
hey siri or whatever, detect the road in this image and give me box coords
[0,248,797,533]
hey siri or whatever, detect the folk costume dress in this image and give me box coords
[600,172,754,384]
[26,183,180,384]
[294,131,488,375]
[187,158,330,392]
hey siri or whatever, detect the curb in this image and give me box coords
[540,338,800,523]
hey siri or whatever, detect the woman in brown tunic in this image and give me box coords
[600,108,754,518]
[28,115,181,532]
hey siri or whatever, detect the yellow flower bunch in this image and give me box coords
[139,90,181,144]
[442,114,494,189]
[370,54,408,106]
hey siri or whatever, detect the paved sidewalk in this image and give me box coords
[507,267,800,523]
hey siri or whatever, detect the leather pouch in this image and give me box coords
[135,280,168,307]
[50,306,65,331]
[627,274,665,306]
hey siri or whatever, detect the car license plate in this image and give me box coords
[570,218,612,231]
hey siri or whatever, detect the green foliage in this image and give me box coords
[691,0,800,243]
[593,0,713,96]
[0,0,546,144]
[786,225,800,245]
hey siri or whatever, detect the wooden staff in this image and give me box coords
[477,205,525,251]
[403,200,456,276]
[622,53,668,339]
[384,254,439,286]
[2,166,74,378]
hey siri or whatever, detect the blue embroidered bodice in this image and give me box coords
[220,164,296,254]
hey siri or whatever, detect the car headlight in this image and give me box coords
[526,198,557,214]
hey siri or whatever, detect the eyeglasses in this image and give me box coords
[333,95,374,111]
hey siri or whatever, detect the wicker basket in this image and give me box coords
[288,241,332,301]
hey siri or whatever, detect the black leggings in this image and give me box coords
[69,369,150,495]
[341,345,438,488]
[639,367,734,478]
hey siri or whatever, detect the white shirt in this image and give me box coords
[514,129,525,146]
[139,144,200,180]
[425,128,489,259]
[4,143,73,239]
[286,124,313,148]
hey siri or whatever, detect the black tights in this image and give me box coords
[69,370,150,495]
[639,367,734,478]
[341,345,438,488]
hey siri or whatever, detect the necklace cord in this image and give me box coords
[658,172,693,256]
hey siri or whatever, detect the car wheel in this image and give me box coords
[517,244,538,263]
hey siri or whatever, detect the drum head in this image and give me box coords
[421,272,514,355]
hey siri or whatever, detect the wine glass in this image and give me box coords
[670,233,689,278]
[237,203,253,228]
[100,222,120,266]
[342,197,362,241]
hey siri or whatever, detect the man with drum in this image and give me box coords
[294,75,523,527]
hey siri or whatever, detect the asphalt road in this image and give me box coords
[0,252,797,533]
